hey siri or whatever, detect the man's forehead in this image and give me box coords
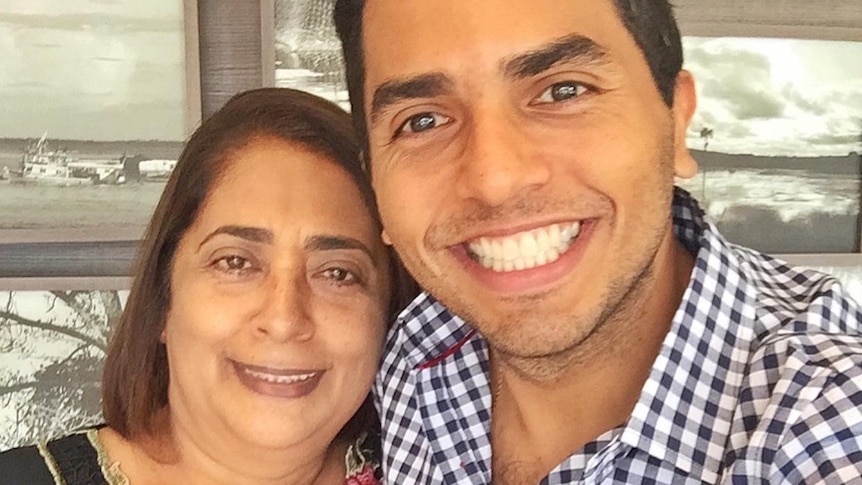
[361,0,625,83]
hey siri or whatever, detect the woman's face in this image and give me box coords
[163,137,389,452]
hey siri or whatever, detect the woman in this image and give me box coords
[0,88,415,484]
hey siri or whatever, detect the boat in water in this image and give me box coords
[136,158,177,181]
[11,135,125,186]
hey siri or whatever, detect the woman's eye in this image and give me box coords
[213,255,254,275]
[322,267,359,286]
[534,82,589,104]
[397,112,450,136]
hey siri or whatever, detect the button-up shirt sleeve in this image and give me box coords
[727,332,862,483]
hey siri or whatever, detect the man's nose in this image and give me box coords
[454,109,551,206]
[253,276,314,342]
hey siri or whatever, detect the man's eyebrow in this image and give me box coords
[304,235,374,260]
[370,72,454,122]
[198,225,273,249]
[503,34,609,79]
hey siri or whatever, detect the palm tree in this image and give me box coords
[700,127,714,151]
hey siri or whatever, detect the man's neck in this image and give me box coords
[489,234,695,484]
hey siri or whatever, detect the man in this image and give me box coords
[334,1,862,483]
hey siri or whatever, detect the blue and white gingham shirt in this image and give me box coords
[375,189,862,484]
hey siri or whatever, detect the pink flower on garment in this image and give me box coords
[345,464,380,485]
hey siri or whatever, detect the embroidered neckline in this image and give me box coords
[86,429,130,485]
[37,427,376,484]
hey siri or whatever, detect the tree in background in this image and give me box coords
[700,127,714,151]
[0,290,122,448]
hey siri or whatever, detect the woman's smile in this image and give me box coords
[231,360,326,399]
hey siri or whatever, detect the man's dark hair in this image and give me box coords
[334,0,683,152]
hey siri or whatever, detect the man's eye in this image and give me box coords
[213,255,254,274]
[534,82,589,104]
[397,112,450,136]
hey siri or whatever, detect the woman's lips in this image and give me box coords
[231,360,325,399]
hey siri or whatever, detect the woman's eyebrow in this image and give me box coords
[503,34,609,79]
[198,225,273,249]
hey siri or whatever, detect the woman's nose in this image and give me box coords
[253,276,314,342]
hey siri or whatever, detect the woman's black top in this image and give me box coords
[0,429,113,485]
[0,427,382,484]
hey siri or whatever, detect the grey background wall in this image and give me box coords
[675,0,862,41]
[197,0,266,119]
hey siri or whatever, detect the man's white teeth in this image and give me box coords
[243,368,317,384]
[468,221,581,272]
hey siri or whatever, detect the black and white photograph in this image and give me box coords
[0,287,127,448]
[0,0,196,234]
[273,0,348,110]
[677,37,862,254]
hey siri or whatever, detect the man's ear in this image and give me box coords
[671,70,698,180]
[381,229,393,246]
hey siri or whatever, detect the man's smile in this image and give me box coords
[465,220,583,272]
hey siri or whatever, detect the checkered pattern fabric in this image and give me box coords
[375,188,862,484]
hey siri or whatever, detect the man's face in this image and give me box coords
[362,0,696,358]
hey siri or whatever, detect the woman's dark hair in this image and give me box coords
[333,0,683,156]
[102,87,417,441]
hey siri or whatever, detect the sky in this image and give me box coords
[0,0,186,141]
[683,37,862,157]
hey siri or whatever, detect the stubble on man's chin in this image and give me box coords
[486,262,656,384]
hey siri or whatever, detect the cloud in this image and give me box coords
[725,123,755,139]
[682,38,862,156]
[0,91,183,140]
[688,118,753,138]
[832,90,862,110]
[688,47,786,120]
[0,13,180,33]
[690,109,718,128]
[0,0,180,21]
[0,8,185,141]
[781,84,828,116]
[705,82,785,120]
[801,132,861,147]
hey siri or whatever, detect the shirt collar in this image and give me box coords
[396,295,477,370]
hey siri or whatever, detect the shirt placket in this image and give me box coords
[414,346,493,484]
